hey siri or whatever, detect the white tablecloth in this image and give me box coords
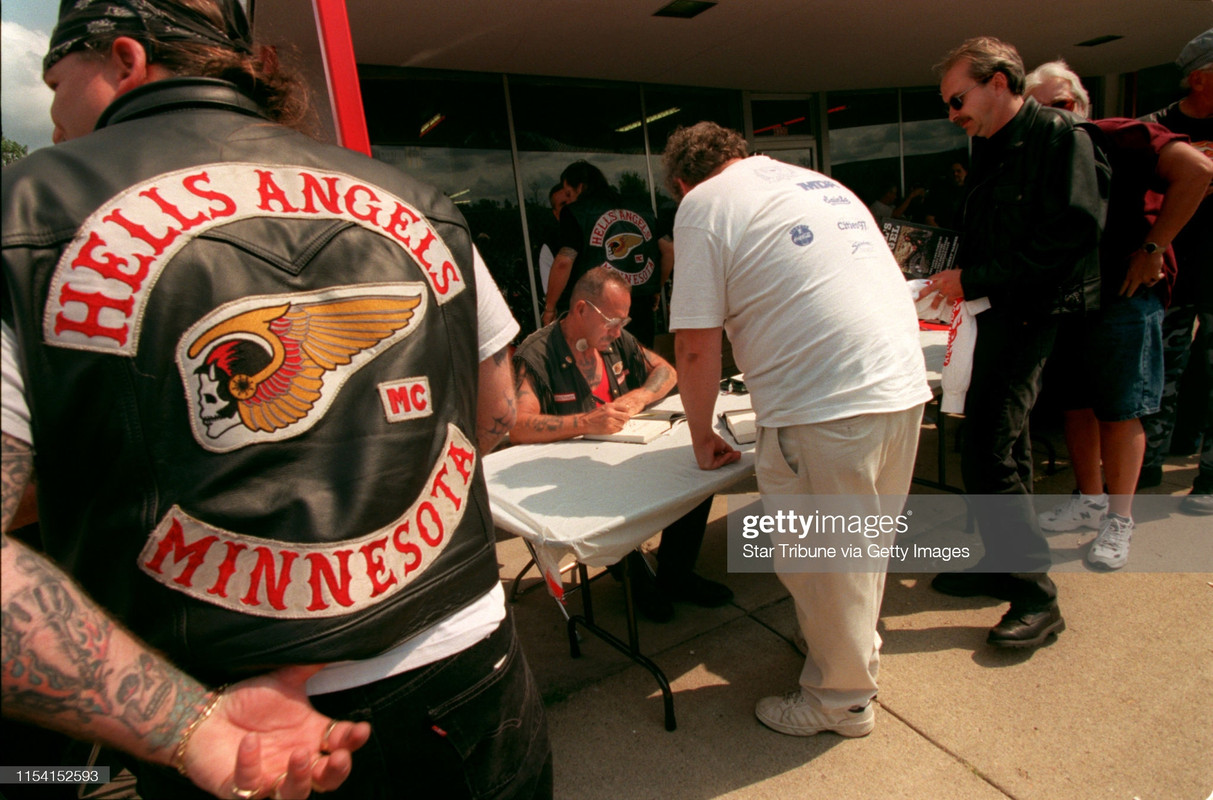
[487,335,945,596]
[484,393,756,596]
[919,328,947,392]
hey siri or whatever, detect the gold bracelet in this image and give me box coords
[171,684,229,776]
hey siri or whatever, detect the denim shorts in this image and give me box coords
[1051,289,1164,421]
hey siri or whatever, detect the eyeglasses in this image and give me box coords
[584,299,630,330]
[944,77,989,111]
[1048,98,1076,111]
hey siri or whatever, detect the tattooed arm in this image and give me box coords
[1,432,370,798]
[613,345,677,416]
[508,365,630,444]
[477,345,517,455]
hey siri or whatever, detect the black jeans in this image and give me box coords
[962,310,1059,608]
[135,613,552,800]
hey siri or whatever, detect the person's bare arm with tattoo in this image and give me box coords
[612,346,676,416]
[1,432,371,799]
[476,345,517,454]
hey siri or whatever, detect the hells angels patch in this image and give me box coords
[588,208,655,286]
[178,283,426,452]
[139,424,476,619]
[44,163,465,355]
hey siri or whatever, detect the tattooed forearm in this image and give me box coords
[525,414,578,434]
[642,364,675,396]
[2,434,33,534]
[478,390,516,454]
[477,346,517,455]
[1,534,208,761]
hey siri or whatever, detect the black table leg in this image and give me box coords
[566,559,677,731]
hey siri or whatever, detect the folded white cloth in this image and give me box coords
[906,279,990,413]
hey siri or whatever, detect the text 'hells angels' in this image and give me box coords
[45,163,465,355]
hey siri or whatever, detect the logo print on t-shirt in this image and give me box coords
[790,225,815,247]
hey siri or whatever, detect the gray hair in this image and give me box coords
[1025,60,1091,118]
[570,266,631,307]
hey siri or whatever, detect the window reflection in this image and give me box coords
[825,90,900,213]
[362,69,537,335]
[900,88,969,229]
[644,87,744,214]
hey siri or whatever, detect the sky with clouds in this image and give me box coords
[2,0,58,152]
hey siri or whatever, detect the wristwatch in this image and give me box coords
[1141,242,1163,255]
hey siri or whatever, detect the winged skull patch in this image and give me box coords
[178,284,427,452]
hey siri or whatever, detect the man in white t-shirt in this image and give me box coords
[664,122,930,738]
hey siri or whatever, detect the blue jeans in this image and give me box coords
[1143,305,1213,469]
[1051,290,1164,421]
[134,613,552,800]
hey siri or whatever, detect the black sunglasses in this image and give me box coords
[944,76,991,111]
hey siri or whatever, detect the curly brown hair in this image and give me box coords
[661,122,749,198]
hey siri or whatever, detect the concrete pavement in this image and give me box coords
[500,420,1213,800]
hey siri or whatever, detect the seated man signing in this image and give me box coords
[511,266,732,621]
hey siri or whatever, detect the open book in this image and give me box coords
[582,416,679,444]
[719,409,757,445]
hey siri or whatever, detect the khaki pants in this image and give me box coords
[756,404,923,713]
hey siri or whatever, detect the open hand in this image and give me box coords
[183,665,372,799]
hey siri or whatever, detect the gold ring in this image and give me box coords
[231,788,257,800]
[320,719,339,753]
[270,770,289,800]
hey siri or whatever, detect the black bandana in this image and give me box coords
[44,0,254,74]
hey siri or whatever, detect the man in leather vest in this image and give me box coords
[927,37,1109,649]
[541,161,673,347]
[512,267,732,621]
[1,2,551,798]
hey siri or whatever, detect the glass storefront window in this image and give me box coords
[361,69,535,333]
[900,88,969,228]
[509,78,653,330]
[824,90,900,214]
[643,86,744,213]
[750,96,816,139]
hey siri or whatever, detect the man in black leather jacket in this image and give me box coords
[927,36,1109,650]
[1,2,550,798]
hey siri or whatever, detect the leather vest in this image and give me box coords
[512,322,649,415]
[558,194,663,311]
[1,79,499,680]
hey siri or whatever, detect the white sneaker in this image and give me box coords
[755,690,875,737]
[1087,513,1133,570]
[1039,491,1108,531]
